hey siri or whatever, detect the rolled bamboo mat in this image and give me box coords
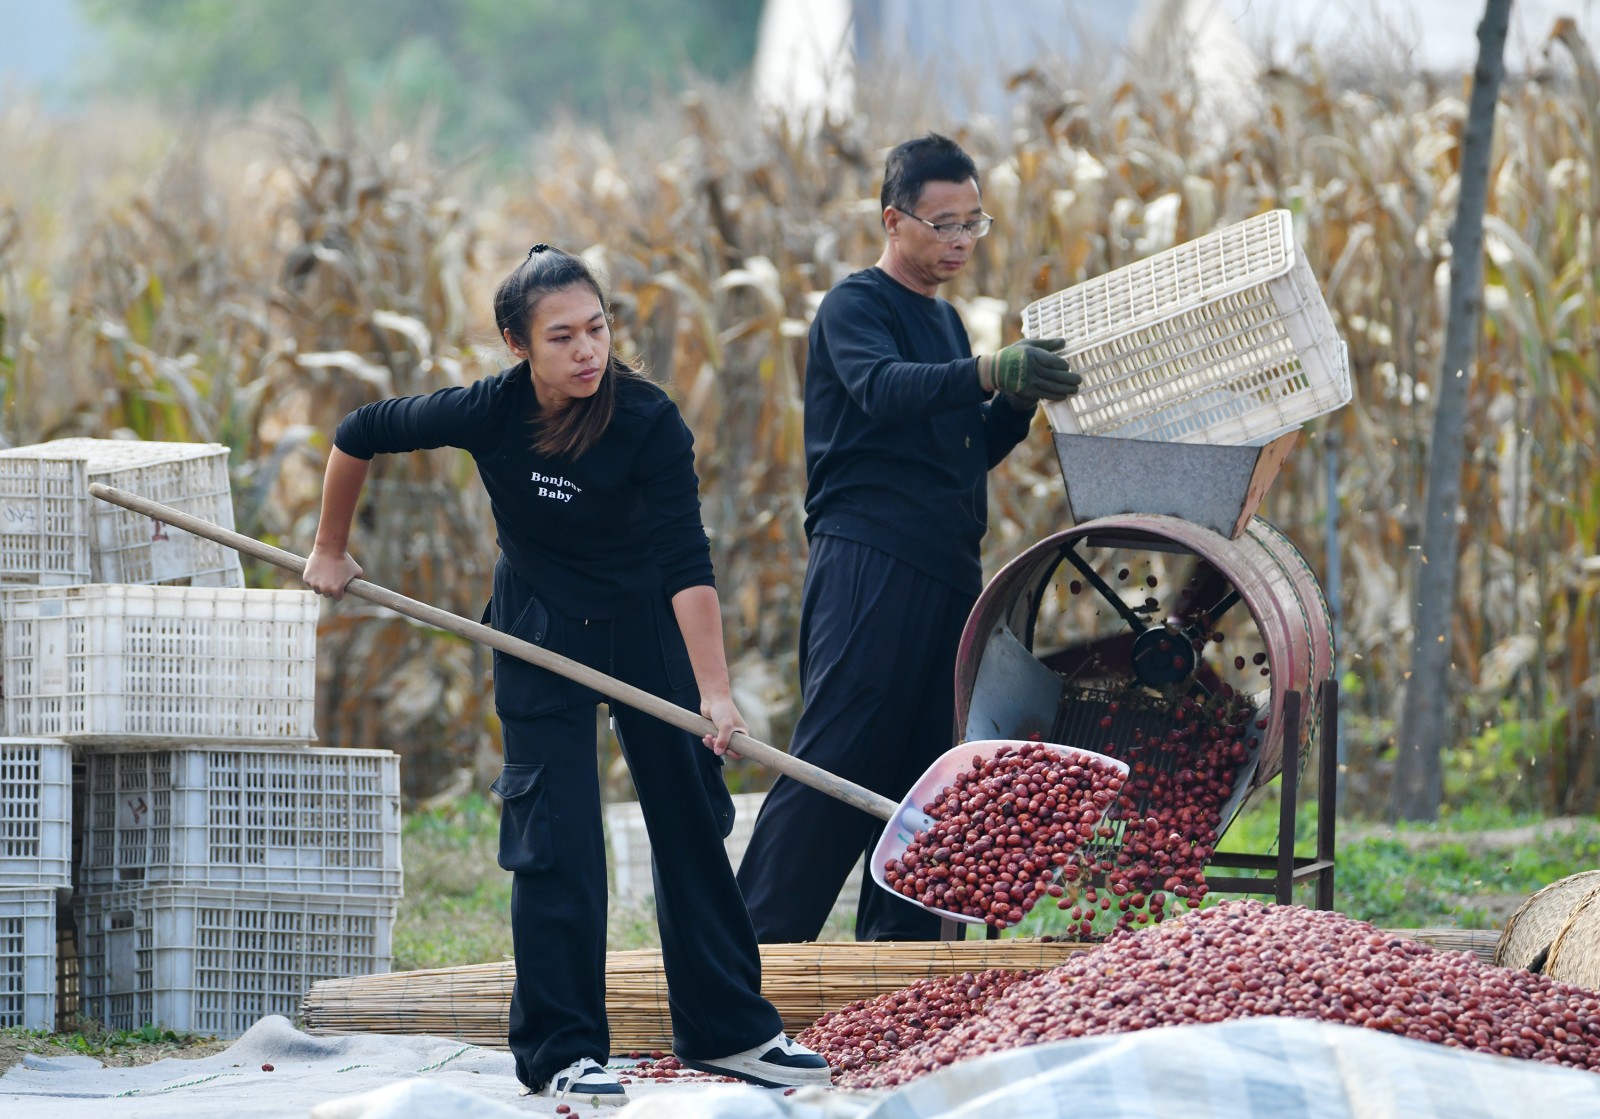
[1495,870,1600,969]
[300,939,1092,1051]
[1386,927,1500,966]
[1543,889,1600,988]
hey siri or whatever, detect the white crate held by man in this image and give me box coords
[0,438,244,587]
[0,584,318,744]
[82,747,402,895]
[1022,208,1350,445]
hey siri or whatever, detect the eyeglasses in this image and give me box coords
[901,210,995,242]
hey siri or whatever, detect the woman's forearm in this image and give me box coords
[670,584,735,702]
[303,445,372,599]
[312,446,371,555]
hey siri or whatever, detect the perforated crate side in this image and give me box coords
[75,886,395,1037]
[0,887,56,1029]
[1039,289,1349,445]
[0,585,319,744]
[0,738,73,888]
[0,456,91,585]
[1024,210,1349,445]
[82,747,402,894]
[604,792,865,913]
[1025,210,1297,344]
[0,439,245,588]
[86,448,244,588]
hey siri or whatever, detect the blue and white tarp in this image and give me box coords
[5,1014,1599,1118]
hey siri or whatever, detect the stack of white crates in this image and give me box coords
[0,438,403,1037]
[0,738,71,1029]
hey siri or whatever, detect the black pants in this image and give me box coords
[487,559,782,1090]
[736,535,975,942]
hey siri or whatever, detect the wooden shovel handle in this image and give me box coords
[88,482,898,821]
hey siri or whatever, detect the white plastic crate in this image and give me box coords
[0,438,244,587]
[0,738,72,889]
[1022,209,1350,445]
[75,886,395,1037]
[82,747,402,894]
[605,791,865,917]
[0,456,84,585]
[0,887,56,1029]
[0,584,318,744]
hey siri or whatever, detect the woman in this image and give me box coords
[303,245,830,1104]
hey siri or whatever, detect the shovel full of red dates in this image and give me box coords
[870,739,1129,931]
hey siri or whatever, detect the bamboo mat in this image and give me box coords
[1387,926,1500,965]
[300,939,1091,1052]
[299,930,1502,1051]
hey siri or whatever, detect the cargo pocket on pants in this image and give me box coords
[490,764,553,874]
[491,579,567,720]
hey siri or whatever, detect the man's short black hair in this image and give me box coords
[880,133,980,218]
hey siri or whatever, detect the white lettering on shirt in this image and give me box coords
[530,471,581,503]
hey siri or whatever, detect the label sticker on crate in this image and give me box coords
[146,519,187,584]
[120,794,152,830]
[2,502,39,534]
[36,615,66,695]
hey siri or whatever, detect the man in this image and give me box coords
[735,133,1078,942]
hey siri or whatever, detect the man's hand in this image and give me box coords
[977,338,1080,401]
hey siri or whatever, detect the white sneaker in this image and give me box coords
[535,1057,629,1106]
[678,1032,833,1089]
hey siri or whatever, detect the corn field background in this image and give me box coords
[2,30,1597,819]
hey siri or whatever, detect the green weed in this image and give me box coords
[1,1022,212,1057]
[395,793,695,968]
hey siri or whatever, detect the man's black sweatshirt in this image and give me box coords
[803,267,1035,597]
[334,368,713,619]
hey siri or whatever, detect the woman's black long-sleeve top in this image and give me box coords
[334,366,714,619]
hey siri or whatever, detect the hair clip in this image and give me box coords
[527,243,550,258]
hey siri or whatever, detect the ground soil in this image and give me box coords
[0,1031,231,1077]
[1341,816,1594,854]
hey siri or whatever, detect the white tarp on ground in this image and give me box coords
[5,1014,1600,1118]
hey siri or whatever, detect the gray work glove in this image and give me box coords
[976,338,1080,401]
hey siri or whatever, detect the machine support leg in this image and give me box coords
[1276,689,1302,905]
[1316,677,1339,911]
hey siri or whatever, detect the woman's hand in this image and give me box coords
[671,585,749,758]
[306,447,371,601]
[303,547,364,600]
[701,692,747,759]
